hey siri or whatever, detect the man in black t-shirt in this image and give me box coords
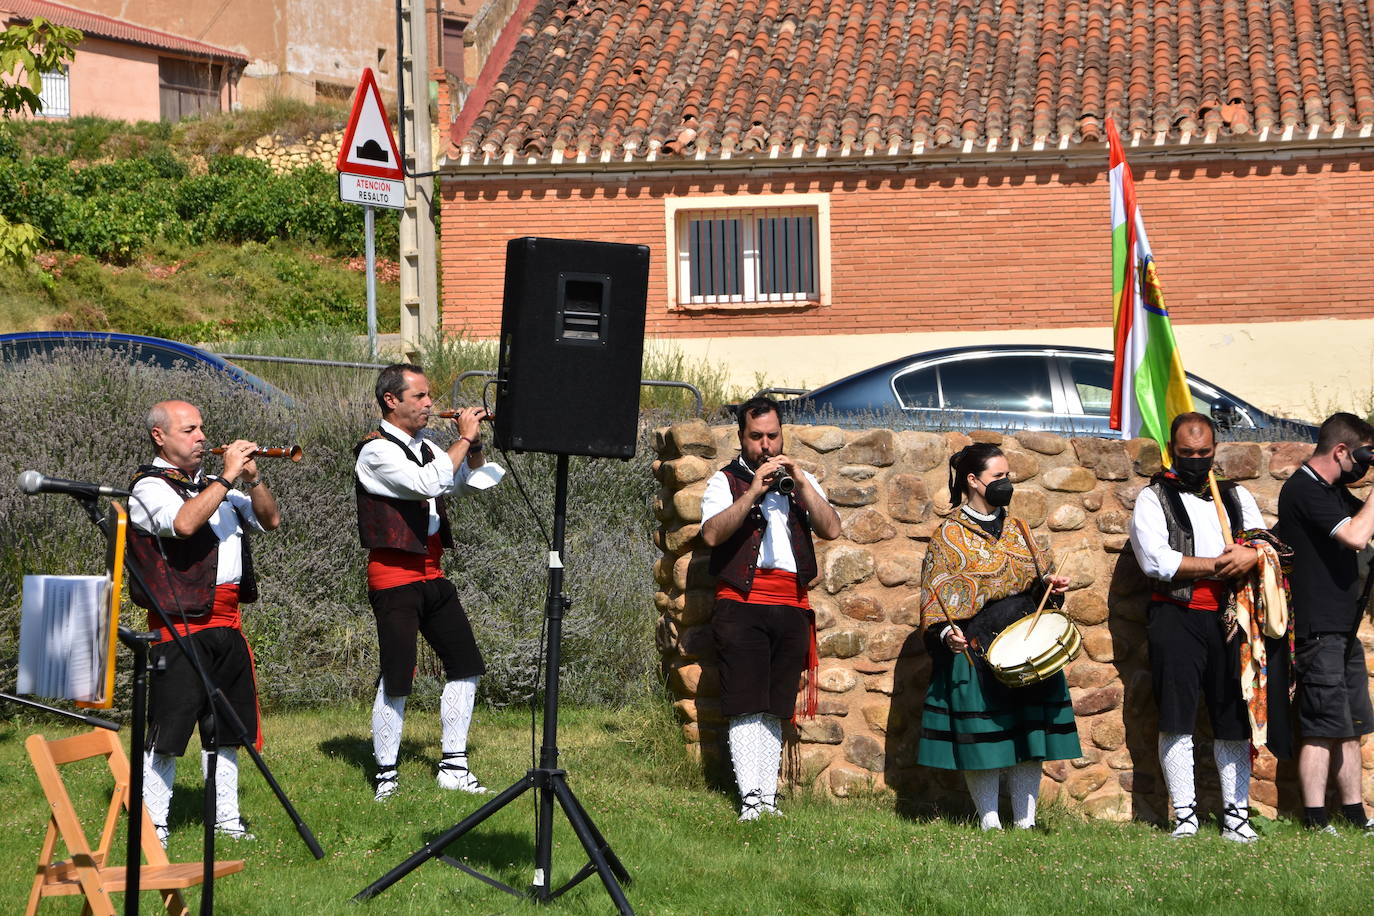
[1277,412,1374,834]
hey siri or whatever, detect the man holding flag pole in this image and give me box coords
[1110,121,1271,842]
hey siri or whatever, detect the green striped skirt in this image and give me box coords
[917,651,1081,771]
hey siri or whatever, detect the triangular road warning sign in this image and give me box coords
[337,68,404,180]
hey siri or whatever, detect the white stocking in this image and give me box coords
[964,768,1002,830]
[728,713,768,815]
[200,747,243,829]
[372,681,406,769]
[1008,761,1042,828]
[1214,739,1251,810]
[440,677,479,754]
[758,715,783,812]
[1159,733,1196,811]
[143,751,176,834]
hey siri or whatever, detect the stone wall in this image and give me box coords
[235,131,345,174]
[652,421,1374,821]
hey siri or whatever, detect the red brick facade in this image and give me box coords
[439,150,1374,340]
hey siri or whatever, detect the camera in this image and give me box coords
[770,471,796,495]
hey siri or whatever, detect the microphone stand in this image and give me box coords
[69,493,324,916]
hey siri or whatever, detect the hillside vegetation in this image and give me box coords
[0,101,404,340]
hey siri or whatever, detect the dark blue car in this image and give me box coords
[772,345,1317,440]
[0,331,293,405]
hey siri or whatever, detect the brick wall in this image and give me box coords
[438,152,1374,339]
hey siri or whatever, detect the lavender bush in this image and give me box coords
[0,349,659,714]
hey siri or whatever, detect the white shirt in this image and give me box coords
[129,457,264,585]
[354,419,504,535]
[700,458,826,573]
[1129,482,1264,581]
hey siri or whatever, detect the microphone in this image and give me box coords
[17,470,131,499]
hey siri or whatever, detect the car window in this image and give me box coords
[1064,357,1114,416]
[893,366,940,409]
[939,355,1053,412]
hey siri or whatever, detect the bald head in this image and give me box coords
[147,400,206,472]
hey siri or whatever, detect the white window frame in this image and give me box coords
[665,193,831,310]
[38,65,70,118]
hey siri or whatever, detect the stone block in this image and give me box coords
[798,717,845,744]
[845,734,886,771]
[829,482,879,507]
[1072,438,1131,480]
[818,628,867,658]
[896,431,946,471]
[679,624,715,661]
[1082,489,1104,511]
[1268,441,1314,479]
[665,419,717,458]
[840,429,898,467]
[840,465,877,480]
[668,663,702,697]
[866,626,916,662]
[1015,431,1067,455]
[862,700,892,734]
[1043,466,1099,492]
[817,697,850,716]
[812,595,838,630]
[671,483,708,523]
[673,699,697,723]
[1048,504,1087,531]
[1065,658,1115,688]
[662,455,712,487]
[840,593,886,622]
[823,545,875,593]
[892,594,924,626]
[876,553,921,586]
[1115,480,1145,510]
[1090,712,1125,750]
[1081,788,1132,821]
[1066,592,1108,625]
[829,764,878,797]
[1009,488,1048,528]
[818,666,859,693]
[1095,510,1130,535]
[843,508,897,544]
[797,425,845,453]
[1101,535,1129,553]
[654,555,674,588]
[681,589,714,626]
[1003,448,1041,482]
[968,430,1004,444]
[659,523,701,554]
[884,473,932,523]
[1072,685,1123,716]
[1215,443,1262,480]
[1067,765,1110,799]
[794,745,835,785]
[1124,438,1163,476]
[1082,627,1115,662]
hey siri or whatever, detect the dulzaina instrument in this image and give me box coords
[209,445,303,462]
[431,410,494,420]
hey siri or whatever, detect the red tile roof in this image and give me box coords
[451,0,1374,167]
[2,0,248,64]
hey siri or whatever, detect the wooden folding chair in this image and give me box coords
[25,729,244,916]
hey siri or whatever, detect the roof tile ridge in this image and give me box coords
[980,0,1020,145]
[1031,0,1062,143]
[1150,0,1179,135]
[776,0,824,153]
[911,0,951,144]
[1121,0,1150,136]
[1338,0,1374,126]
[1173,0,1201,136]
[1076,0,1109,142]
[1240,0,1275,132]
[1005,0,1037,144]
[934,1,972,147]
[812,3,852,149]
[1315,0,1352,126]
[1215,0,1251,135]
[453,0,546,155]
[1054,0,1084,143]
[695,0,747,152]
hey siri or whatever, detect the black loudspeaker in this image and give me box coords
[493,237,650,458]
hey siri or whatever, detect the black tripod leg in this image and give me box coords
[551,777,634,915]
[354,774,534,901]
[557,780,630,884]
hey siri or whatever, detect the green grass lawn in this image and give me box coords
[3,704,1372,915]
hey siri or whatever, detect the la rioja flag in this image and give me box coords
[1107,119,1193,456]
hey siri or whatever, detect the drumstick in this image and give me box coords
[929,579,976,668]
[1027,546,1088,637]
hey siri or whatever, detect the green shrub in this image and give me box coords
[0,348,659,714]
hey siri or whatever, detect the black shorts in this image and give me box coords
[1145,601,1250,740]
[369,576,485,696]
[712,598,811,719]
[1294,632,1374,739]
[148,626,259,757]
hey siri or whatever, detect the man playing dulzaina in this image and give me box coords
[700,396,840,822]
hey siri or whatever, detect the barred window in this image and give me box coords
[678,208,818,305]
[38,66,69,118]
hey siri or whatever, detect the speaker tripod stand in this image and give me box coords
[355,454,633,913]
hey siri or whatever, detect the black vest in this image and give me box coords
[124,466,258,616]
[708,459,818,597]
[354,427,454,554]
[1147,475,1246,604]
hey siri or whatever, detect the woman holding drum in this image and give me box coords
[916,443,1081,830]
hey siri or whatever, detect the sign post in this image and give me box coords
[336,68,406,358]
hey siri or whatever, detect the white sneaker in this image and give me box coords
[1170,804,1199,839]
[374,768,399,801]
[437,753,487,794]
[1220,804,1258,843]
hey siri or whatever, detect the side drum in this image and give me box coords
[984,611,1082,687]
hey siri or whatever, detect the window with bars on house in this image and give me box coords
[678,208,819,305]
[38,66,70,118]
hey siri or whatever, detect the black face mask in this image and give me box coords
[1172,455,1213,490]
[1336,447,1372,486]
[983,477,1014,507]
